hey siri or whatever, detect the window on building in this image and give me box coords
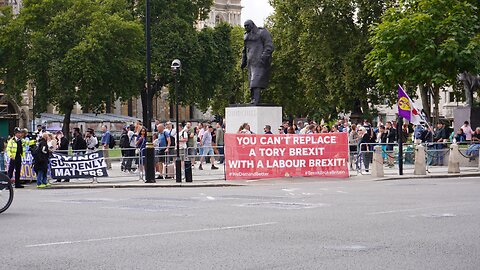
[215,14,224,25]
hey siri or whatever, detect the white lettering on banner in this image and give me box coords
[289,148,325,156]
[259,136,291,145]
[236,137,257,145]
[258,148,286,157]
[308,159,346,167]
[292,136,336,145]
[266,159,306,168]
[51,151,108,179]
[228,160,255,169]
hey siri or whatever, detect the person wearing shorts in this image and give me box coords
[155,124,170,179]
[199,125,218,170]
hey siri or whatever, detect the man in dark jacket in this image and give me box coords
[54,130,70,183]
[432,122,447,166]
[56,131,69,153]
[119,127,130,172]
[71,128,86,155]
[34,133,50,188]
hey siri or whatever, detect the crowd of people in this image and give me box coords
[243,119,480,172]
[3,119,229,187]
[2,117,479,187]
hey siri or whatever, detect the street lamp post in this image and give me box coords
[144,0,155,183]
[171,59,182,183]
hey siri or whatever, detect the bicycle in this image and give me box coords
[0,172,13,214]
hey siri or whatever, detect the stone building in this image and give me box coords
[197,0,242,28]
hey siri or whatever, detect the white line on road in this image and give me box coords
[366,204,470,215]
[25,222,278,248]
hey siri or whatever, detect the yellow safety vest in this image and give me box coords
[6,137,28,159]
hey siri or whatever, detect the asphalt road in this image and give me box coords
[2,177,480,270]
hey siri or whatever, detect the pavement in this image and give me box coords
[3,175,480,269]
[15,161,480,189]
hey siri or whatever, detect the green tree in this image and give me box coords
[365,0,480,122]
[134,0,213,120]
[268,0,391,121]
[0,0,144,137]
[199,24,246,116]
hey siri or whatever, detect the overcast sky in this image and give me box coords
[241,0,274,27]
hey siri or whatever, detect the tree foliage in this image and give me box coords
[0,0,144,136]
[365,0,480,121]
[134,0,243,118]
[267,0,391,120]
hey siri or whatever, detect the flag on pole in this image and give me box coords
[397,85,423,125]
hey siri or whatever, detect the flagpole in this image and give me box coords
[397,116,404,175]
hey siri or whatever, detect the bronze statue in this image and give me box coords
[241,20,274,105]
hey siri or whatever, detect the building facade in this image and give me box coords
[197,0,242,28]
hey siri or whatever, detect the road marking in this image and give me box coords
[25,222,277,248]
[366,204,469,215]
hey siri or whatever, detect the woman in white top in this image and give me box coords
[462,121,475,141]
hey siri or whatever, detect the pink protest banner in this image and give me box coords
[224,133,349,180]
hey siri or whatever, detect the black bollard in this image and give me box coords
[184,160,192,182]
[175,158,182,183]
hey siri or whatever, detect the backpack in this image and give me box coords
[109,135,116,149]
[169,130,175,147]
[30,144,39,160]
[120,134,129,149]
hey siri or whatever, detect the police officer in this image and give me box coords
[7,128,27,188]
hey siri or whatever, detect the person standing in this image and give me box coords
[155,124,170,179]
[358,127,372,173]
[432,122,447,166]
[165,122,176,162]
[100,125,112,169]
[85,129,98,154]
[199,126,219,170]
[55,131,69,154]
[34,133,51,188]
[462,121,475,141]
[54,131,69,183]
[264,125,273,134]
[197,123,205,157]
[185,122,196,167]
[215,122,225,164]
[385,121,397,167]
[119,127,130,172]
[125,130,136,173]
[6,128,27,188]
[34,125,44,141]
[136,127,147,177]
[71,128,86,155]
[178,123,188,160]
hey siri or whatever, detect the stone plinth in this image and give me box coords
[414,144,426,175]
[371,145,384,177]
[225,105,282,134]
[448,144,460,173]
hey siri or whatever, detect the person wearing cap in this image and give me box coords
[6,128,28,188]
[264,125,273,134]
